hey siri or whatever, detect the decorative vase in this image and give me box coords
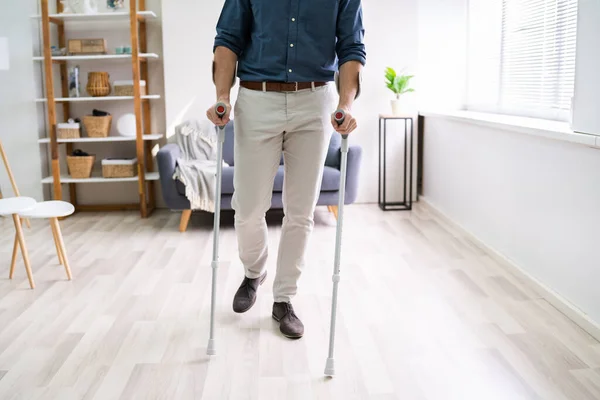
[86,72,111,97]
[391,99,402,116]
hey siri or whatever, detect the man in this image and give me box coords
[207,0,366,339]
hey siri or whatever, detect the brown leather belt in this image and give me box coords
[240,81,327,92]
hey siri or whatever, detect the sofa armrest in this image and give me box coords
[345,145,363,204]
[157,144,184,209]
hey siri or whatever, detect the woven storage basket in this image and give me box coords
[114,80,146,97]
[83,115,112,138]
[102,158,137,178]
[67,155,95,179]
[86,72,111,97]
[57,122,81,139]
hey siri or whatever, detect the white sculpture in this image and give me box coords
[117,114,137,137]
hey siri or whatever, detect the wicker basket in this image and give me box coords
[57,122,81,139]
[114,80,146,97]
[102,158,137,178]
[67,155,95,179]
[86,72,111,97]
[83,115,112,138]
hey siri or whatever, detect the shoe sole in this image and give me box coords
[271,313,304,339]
[233,272,268,314]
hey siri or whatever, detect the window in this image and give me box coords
[467,0,578,121]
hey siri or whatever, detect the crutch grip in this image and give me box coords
[215,102,228,130]
[333,109,349,140]
[333,109,346,126]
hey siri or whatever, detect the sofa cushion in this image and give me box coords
[178,165,341,197]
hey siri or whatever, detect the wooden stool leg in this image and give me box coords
[50,221,64,265]
[51,218,72,281]
[9,233,18,279]
[12,214,35,289]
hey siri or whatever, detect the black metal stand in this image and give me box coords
[378,115,414,211]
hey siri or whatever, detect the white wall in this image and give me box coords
[422,116,600,324]
[161,0,420,204]
[0,0,45,201]
[417,0,467,111]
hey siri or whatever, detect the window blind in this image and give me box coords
[467,0,578,121]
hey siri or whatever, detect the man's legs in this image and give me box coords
[273,84,336,303]
[232,88,286,280]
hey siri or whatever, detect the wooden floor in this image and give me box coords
[0,205,599,400]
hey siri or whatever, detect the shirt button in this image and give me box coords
[291,18,296,22]
[290,44,294,48]
[289,69,292,73]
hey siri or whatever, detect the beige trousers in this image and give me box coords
[232,84,336,303]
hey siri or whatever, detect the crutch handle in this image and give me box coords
[215,102,227,130]
[333,109,346,126]
[333,109,349,140]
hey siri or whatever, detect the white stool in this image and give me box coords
[16,201,75,286]
[0,197,36,288]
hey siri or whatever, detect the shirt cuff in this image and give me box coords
[213,37,243,57]
[338,53,367,67]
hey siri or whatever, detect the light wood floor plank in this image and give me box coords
[0,205,599,399]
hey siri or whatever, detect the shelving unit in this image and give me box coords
[35,95,161,103]
[33,53,159,61]
[33,10,157,21]
[41,172,159,184]
[36,0,162,218]
[38,134,163,143]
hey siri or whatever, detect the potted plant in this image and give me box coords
[385,67,414,116]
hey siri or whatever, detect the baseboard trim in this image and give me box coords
[419,197,600,342]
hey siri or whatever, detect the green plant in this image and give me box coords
[385,67,414,99]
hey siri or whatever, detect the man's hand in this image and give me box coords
[206,100,232,127]
[331,106,358,135]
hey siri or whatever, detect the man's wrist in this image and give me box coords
[337,102,353,111]
[216,90,231,103]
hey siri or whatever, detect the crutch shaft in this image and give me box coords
[207,105,227,356]
[325,129,349,376]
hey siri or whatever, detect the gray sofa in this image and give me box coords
[157,121,362,231]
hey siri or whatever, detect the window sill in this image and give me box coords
[419,110,600,148]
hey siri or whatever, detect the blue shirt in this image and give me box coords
[214,0,366,83]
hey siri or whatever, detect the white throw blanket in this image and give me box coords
[173,120,228,212]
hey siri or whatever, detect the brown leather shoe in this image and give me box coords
[272,302,304,339]
[232,271,267,313]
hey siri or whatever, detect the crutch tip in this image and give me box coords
[324,358,336,377]
[207,339,217,356]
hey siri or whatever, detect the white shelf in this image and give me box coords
[33,53,159,62]
[38,134,163,144]
[42,172,159,184]
[32,11,157,21]
[35,95,161,103]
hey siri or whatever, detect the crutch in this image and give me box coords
[324,109,349,377]
[207,102,227,356]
